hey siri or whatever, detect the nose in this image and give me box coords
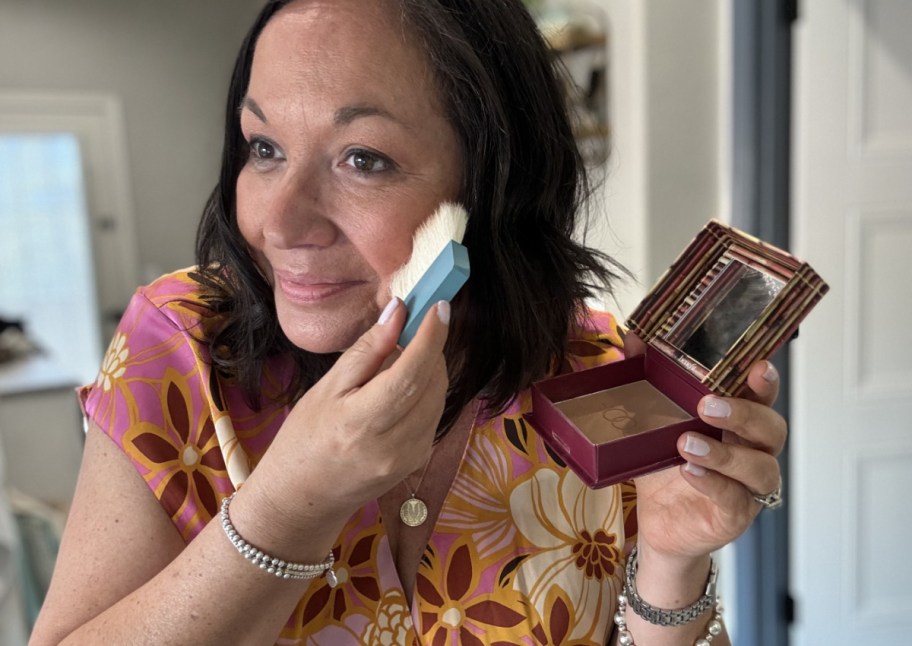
[261,167,339,250]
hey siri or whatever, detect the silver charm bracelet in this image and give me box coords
[220,493,337,587]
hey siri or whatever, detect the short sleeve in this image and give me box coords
[78,276,230,540]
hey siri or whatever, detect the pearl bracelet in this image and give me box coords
[614,592,724,646]
[220,493,338,587]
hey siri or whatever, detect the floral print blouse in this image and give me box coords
[79,269,637,645]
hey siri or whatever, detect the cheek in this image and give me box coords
[235,173,259,245]
[348,213,416,282]
[350,190,461,291]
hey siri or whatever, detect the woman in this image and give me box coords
[31,1,785,644]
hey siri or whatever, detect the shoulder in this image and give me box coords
[79,268,221,427]
[129,267,220,336]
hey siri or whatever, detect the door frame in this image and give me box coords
[730,1,797,644]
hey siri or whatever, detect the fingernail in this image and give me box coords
[762,361,779,383]
[378,298,398,325]
[703,396,731,419]
[685,462,707,477]
[436,300,451,325]
[684,434,710,457]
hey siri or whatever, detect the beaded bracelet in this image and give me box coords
[614,592,724,646]
[220,493,338,587]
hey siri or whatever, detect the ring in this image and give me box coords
[751,483,783,510]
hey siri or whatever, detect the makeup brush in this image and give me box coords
[390,202,470,346]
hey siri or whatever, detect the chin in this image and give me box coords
[276,306,373,354]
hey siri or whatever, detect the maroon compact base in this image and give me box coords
[529,352,720,488]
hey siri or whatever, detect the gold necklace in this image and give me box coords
[399,457,432,527]
[397,401,481,527]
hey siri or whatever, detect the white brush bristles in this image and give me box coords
[390,202,468,300]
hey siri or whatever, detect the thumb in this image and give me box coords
[325,298,405,393]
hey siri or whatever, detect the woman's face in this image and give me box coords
[236,0,462,353]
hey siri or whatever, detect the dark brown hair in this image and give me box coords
[195,0,624,439]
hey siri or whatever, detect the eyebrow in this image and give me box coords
[240,96,267,123]
[333,104,400,127]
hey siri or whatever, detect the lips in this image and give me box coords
[274,271,366,304]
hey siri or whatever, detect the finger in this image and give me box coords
[679,432,781,498]
[698,395,788,455]
[742,360,780,407]
[341,300,449,437]
[324,298,407,392]
[622,330,647,357]
[676,463,763,519]
[359,300,451,407]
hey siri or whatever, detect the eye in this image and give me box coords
[245,136,285,171]
[249,137,279,160]
[343,149,393,174]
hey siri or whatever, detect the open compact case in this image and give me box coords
[528,220,830,488]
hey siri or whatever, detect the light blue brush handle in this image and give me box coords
[398,241,470,347]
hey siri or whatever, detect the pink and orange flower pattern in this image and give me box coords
[80,270,635,644]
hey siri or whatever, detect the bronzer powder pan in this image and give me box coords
[555,381,691,443]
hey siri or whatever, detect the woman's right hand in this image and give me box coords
[244,297,451,531]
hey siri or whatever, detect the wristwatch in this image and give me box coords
[624,546,718,626]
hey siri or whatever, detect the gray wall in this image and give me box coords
[0,0,261,280]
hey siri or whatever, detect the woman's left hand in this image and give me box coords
[624,331,787,562]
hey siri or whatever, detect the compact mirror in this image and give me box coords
[668,259,785,371]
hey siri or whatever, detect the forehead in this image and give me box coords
[265,0,403,48]
[249,0,437,113]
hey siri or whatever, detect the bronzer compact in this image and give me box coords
[528,220,829,488]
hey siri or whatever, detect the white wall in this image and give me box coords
[591,0,737,634]
[589,0,726,319]
[0,0,261,282]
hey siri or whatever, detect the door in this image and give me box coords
[792,1,912,643]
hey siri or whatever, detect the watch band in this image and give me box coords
[624,545,718,626]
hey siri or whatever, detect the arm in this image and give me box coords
[30,424,333,646]
[608,335,785,645]
[31,299,450,644]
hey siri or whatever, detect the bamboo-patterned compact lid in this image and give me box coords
[625,220,829,397]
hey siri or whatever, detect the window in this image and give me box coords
[0,133,102,383]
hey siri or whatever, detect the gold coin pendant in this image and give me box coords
[399,496,428,527]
